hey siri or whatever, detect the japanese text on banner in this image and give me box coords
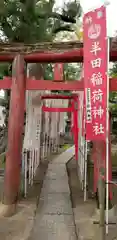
[83,5,108,140]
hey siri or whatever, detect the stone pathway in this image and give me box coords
[29,146,77,240]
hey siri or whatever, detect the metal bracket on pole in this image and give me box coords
[93,221,116,225]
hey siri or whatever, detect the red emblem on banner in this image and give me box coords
[83,6,108,141]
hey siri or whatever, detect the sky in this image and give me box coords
[56,0,117,36]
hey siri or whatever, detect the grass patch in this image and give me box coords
[62,144,73,150]
[112,152,117,167]
[0,152,5,169]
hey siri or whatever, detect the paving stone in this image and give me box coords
[47,163,66,171]
[41,179,70,194]
[30,147,75,240]
[38,193,73,215]
[31,214,77,240]
[46,165,68,179]
[53,146,75,164]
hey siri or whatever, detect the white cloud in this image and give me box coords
[81,0,117,36]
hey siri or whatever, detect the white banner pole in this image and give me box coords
[105,37,110,235]
[104,1,110,234]
[84,139,88,202]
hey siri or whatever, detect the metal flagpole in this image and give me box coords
[82,57,88,201]
[105,36,110,236]
[83,99,87,202]
[84,137,88,202]
[104,1,110,234]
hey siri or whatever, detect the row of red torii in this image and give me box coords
[0,40,117,214]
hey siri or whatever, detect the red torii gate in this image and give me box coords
[41,62,79,161]
[1,40,117,212]
[41,94,79,161]
[1,76,117,91]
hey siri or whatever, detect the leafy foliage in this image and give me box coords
[109,63,117,107]
[64,63,82,80]
[44,62,82,81]
[109,63,117,135]
[0,0,82,42]
[0,0,82,154]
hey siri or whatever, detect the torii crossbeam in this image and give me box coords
[1,76,117,91]
[1,37,117,214]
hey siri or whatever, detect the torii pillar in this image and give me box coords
[0,55,26,216]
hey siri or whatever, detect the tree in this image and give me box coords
[0,0,82,42]
[0,0,82,153]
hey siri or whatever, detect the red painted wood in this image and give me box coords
[3,55,26,205]
[42,106,73,112]
[2,77,83,91]
[41,94,77,99]
[72,100,79,161]
[26,79,84,91]
[110,50,117,62]
[54,63,64,81]
[0,48,117,62]
[0,50,83,63]
[26,77,117,92]
[110,77,117,91]
[2,77,117,91]
[1,77,12,89]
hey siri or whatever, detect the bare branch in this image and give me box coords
[53,25,74,34]
[0,41,83,54]
[36,12,76,24]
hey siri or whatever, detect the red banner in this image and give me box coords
[83,6,108,140]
